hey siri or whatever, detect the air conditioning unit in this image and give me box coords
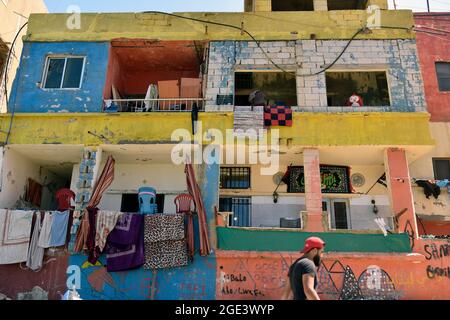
[280,217,302,229]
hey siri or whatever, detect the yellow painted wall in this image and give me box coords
[245,0,389,12]
[409,122,450,217]
[0,112,434,147]
[0,0,47,113]
[24,10,415,42]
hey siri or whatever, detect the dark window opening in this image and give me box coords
[433,158,450,181]
[121,193,165,213]
[219,197,252,227]
[220,167,251,189]
[333,201,349,230]
[272,0,314,11]
[326,71,390,107]
[327,0,365,10]
[235,72,297,106]
[436,62,450,92]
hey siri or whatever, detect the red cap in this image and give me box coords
[301,237,326,253]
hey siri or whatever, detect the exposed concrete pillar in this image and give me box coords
[303,148,325,232]
[314,0,328,11]
[384,148,419,241]
[74,147,103,210]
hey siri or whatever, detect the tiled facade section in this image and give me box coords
[206,40,427,112]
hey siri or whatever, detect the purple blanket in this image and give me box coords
[105,213,144,272]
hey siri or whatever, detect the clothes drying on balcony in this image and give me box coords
[26,212,45,271]
[37,211,54,249]
[415,180,441,199]
[95,210,123,252]
[0,210,33,265]
[49,210,70,247]
[264,106,293,127]
[105,213,144,272]
[143,214,189,270]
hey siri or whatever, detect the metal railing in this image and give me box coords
[103,98,206,113]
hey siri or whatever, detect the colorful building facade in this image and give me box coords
[0,1,449,300]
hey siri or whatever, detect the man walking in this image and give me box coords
[282,237,326,300]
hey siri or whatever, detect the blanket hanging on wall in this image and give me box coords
[0,210,33,265]
[264,106,293,127]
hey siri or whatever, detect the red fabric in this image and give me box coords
[87,155,115,209]
[185,163,211,257]
[301,237,326,253]
[55,189,75,211]
[26,179,42,207]
[264,106,293,127]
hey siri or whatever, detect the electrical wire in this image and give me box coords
[3,22,28,146]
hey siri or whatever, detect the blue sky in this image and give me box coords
[44,0,450,13]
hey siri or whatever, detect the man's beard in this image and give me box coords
[313,254,322,268]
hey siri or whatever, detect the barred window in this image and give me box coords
[220,167,251,189]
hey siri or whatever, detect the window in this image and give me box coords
[436,62,450,92]
[326,71,390,106]
[272,0,314,11]
[433,158,450,180]
[235,72,297,106]
[220,167,251,189]
[121,193,165,213]
[42,56,85,89]
[219,197,252,227]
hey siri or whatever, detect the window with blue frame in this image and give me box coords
[42,56,85,89]
[220,167,251,189]
[219,197,252,227]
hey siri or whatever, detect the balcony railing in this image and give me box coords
[103,98,206,113]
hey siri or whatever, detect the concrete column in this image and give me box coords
[314,0,328,11]
[384,148,419,240]
[74,147,102,210]
[303,148,325,232]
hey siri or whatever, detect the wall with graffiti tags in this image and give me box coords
[216,250,450,300]
[416,239,450,284]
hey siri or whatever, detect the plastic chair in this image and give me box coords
[174,194,195,214]
[138,187,158,215]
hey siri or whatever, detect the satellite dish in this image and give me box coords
[273,172,286,185]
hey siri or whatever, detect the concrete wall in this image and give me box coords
[220,164,392,230]
[206,40,427,112]
[415,14,450,122]
[410,123,450,218]
[9,42,110,113]
[0,0,47,113]
[0,147,67,209]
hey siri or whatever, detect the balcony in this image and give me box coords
[103,39,206,113]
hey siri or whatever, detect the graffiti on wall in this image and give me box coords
[217,255,401,301]
[423,242,450,280]
[317,260,400,300]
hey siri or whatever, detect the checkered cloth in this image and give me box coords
[264,106,293,127]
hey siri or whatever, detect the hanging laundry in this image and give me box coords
[144,240,189,270]
[0,210,33,265]
[143,213,189,270]
[264,106,293,127]
[26,212,45,271]
[95,211,123,252]
[416,180,441,199]
[86,208,100,265]
[143,214,185,243]
[74,210,90,253]
[38,212,54,249]
[49,211,70,247]
[105,213,144,272]
[436,179,449,189]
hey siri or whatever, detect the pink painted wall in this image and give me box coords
[415,13,450,122]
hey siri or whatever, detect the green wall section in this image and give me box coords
[217,227,412,253]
